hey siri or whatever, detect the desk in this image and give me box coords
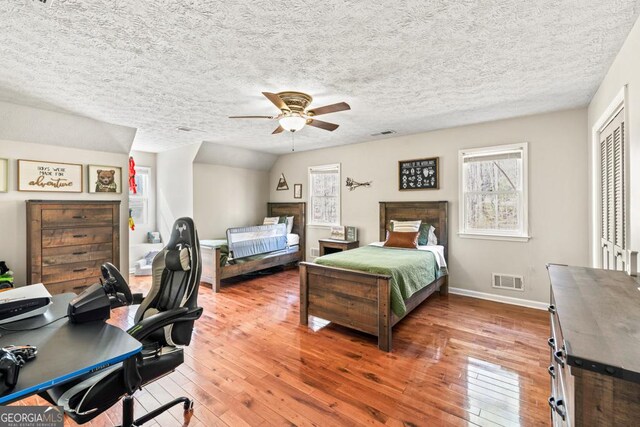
[0,293,141,405]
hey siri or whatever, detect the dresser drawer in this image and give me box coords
[42,226,113,248]
[41,207,114,228]
[42,243,113,267]
[42,259,109,284]
[46,277,100,295]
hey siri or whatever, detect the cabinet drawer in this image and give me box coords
[42,226,113,248]
[42,243,113,267]
[42,259,109,284]
[46,277,99,295]
[41,208,113,228]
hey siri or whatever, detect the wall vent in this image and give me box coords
[492,273,524,291]
[310,247,319,257]
[371,130,396,136]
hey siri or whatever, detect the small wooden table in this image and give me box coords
[318,239,359,256]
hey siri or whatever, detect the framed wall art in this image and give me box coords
[0,158,8,192]
[88,164,123,194]
[399,157,439,190]
[18,159,83,193]
[294,183,302,199]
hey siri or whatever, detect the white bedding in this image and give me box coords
[287,233,299,247]
[368,242,447,269]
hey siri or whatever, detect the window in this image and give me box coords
[459,143,529,241]
[129,166,150,225]
[308,163,340,226]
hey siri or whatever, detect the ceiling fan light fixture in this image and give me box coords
[279,114,306,132]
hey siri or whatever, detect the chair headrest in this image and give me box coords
[165,248,191,271]
[167,218,197,250]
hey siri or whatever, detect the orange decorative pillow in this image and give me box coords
[383,231,419,249]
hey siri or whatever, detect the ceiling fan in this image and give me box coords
[230,91,351,134]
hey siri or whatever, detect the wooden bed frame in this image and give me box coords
[299,201,448,351]
[202,202,306,292]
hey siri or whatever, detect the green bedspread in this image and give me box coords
[314,245,441,317]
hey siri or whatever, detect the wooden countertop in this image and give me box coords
[548,264,640,383]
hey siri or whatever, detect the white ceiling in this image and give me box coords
[1,0,639,154]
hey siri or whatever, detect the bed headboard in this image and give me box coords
[267,202,306,261]
[379,201,448,261]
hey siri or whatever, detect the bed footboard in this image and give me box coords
[300,262,393,351]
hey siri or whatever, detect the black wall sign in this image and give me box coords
[398,157,439,190]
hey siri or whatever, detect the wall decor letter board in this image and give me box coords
[398,157,439,190]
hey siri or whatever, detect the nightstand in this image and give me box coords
[318,239,359,256]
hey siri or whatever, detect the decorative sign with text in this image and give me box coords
[398,157,439,190]
[18,160,83,192]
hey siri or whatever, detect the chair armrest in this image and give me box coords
[132,293,144,305]
[127,307,203,341]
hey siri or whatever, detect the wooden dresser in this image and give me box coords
[547,264,640,426]
[27,200,120,294]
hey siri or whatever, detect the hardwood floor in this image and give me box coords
[17,268,550,426]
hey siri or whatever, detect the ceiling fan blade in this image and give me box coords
[307,102,350,117]
[262,92,289,111]
[306,119,339,131]
[229,115,274,119]
[272,125,285,134]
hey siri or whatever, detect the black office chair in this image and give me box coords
[41,217,203,426]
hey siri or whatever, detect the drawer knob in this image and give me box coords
[72,215,88,219]
[554,349,565,367]
[73,267,88,272]
[547,365,556,379]
[548,305,556,314]
[73,234,88,238]
[72,251,88,256]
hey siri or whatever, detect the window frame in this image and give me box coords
[458,142,530,242]
[129,166,151,226]
[308,163,341,227]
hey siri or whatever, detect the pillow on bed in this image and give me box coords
[263,216,280,225]
[277,216,294,233]
[389,220,422,232]
[418,223,438,246]
[384,230,419,248]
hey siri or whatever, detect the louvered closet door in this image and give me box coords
[600,108,625,270]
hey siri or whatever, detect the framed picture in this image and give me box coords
[345,226,358,242]
[276,173,289,191]
[294,183,302,199]
[330,226,346,240]
[0,158,7,192]
[399,157,439,190]
[18,159,83,193]
[88,165,122,194]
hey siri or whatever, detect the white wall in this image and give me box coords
[0,140,130,286]
[156,143,201,241]
[0,101,136,154]
[270,108,589,304]
[193,163,270,239]
[588,16,640,264]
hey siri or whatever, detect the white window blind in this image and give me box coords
[308,163,340,226]
[129,166,150,225]
[459,143,528,240]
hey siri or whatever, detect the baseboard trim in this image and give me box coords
[448,287,548,311]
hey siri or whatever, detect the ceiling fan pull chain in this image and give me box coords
[291,132,295,152]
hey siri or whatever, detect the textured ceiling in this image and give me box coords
[0,0,639,154]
